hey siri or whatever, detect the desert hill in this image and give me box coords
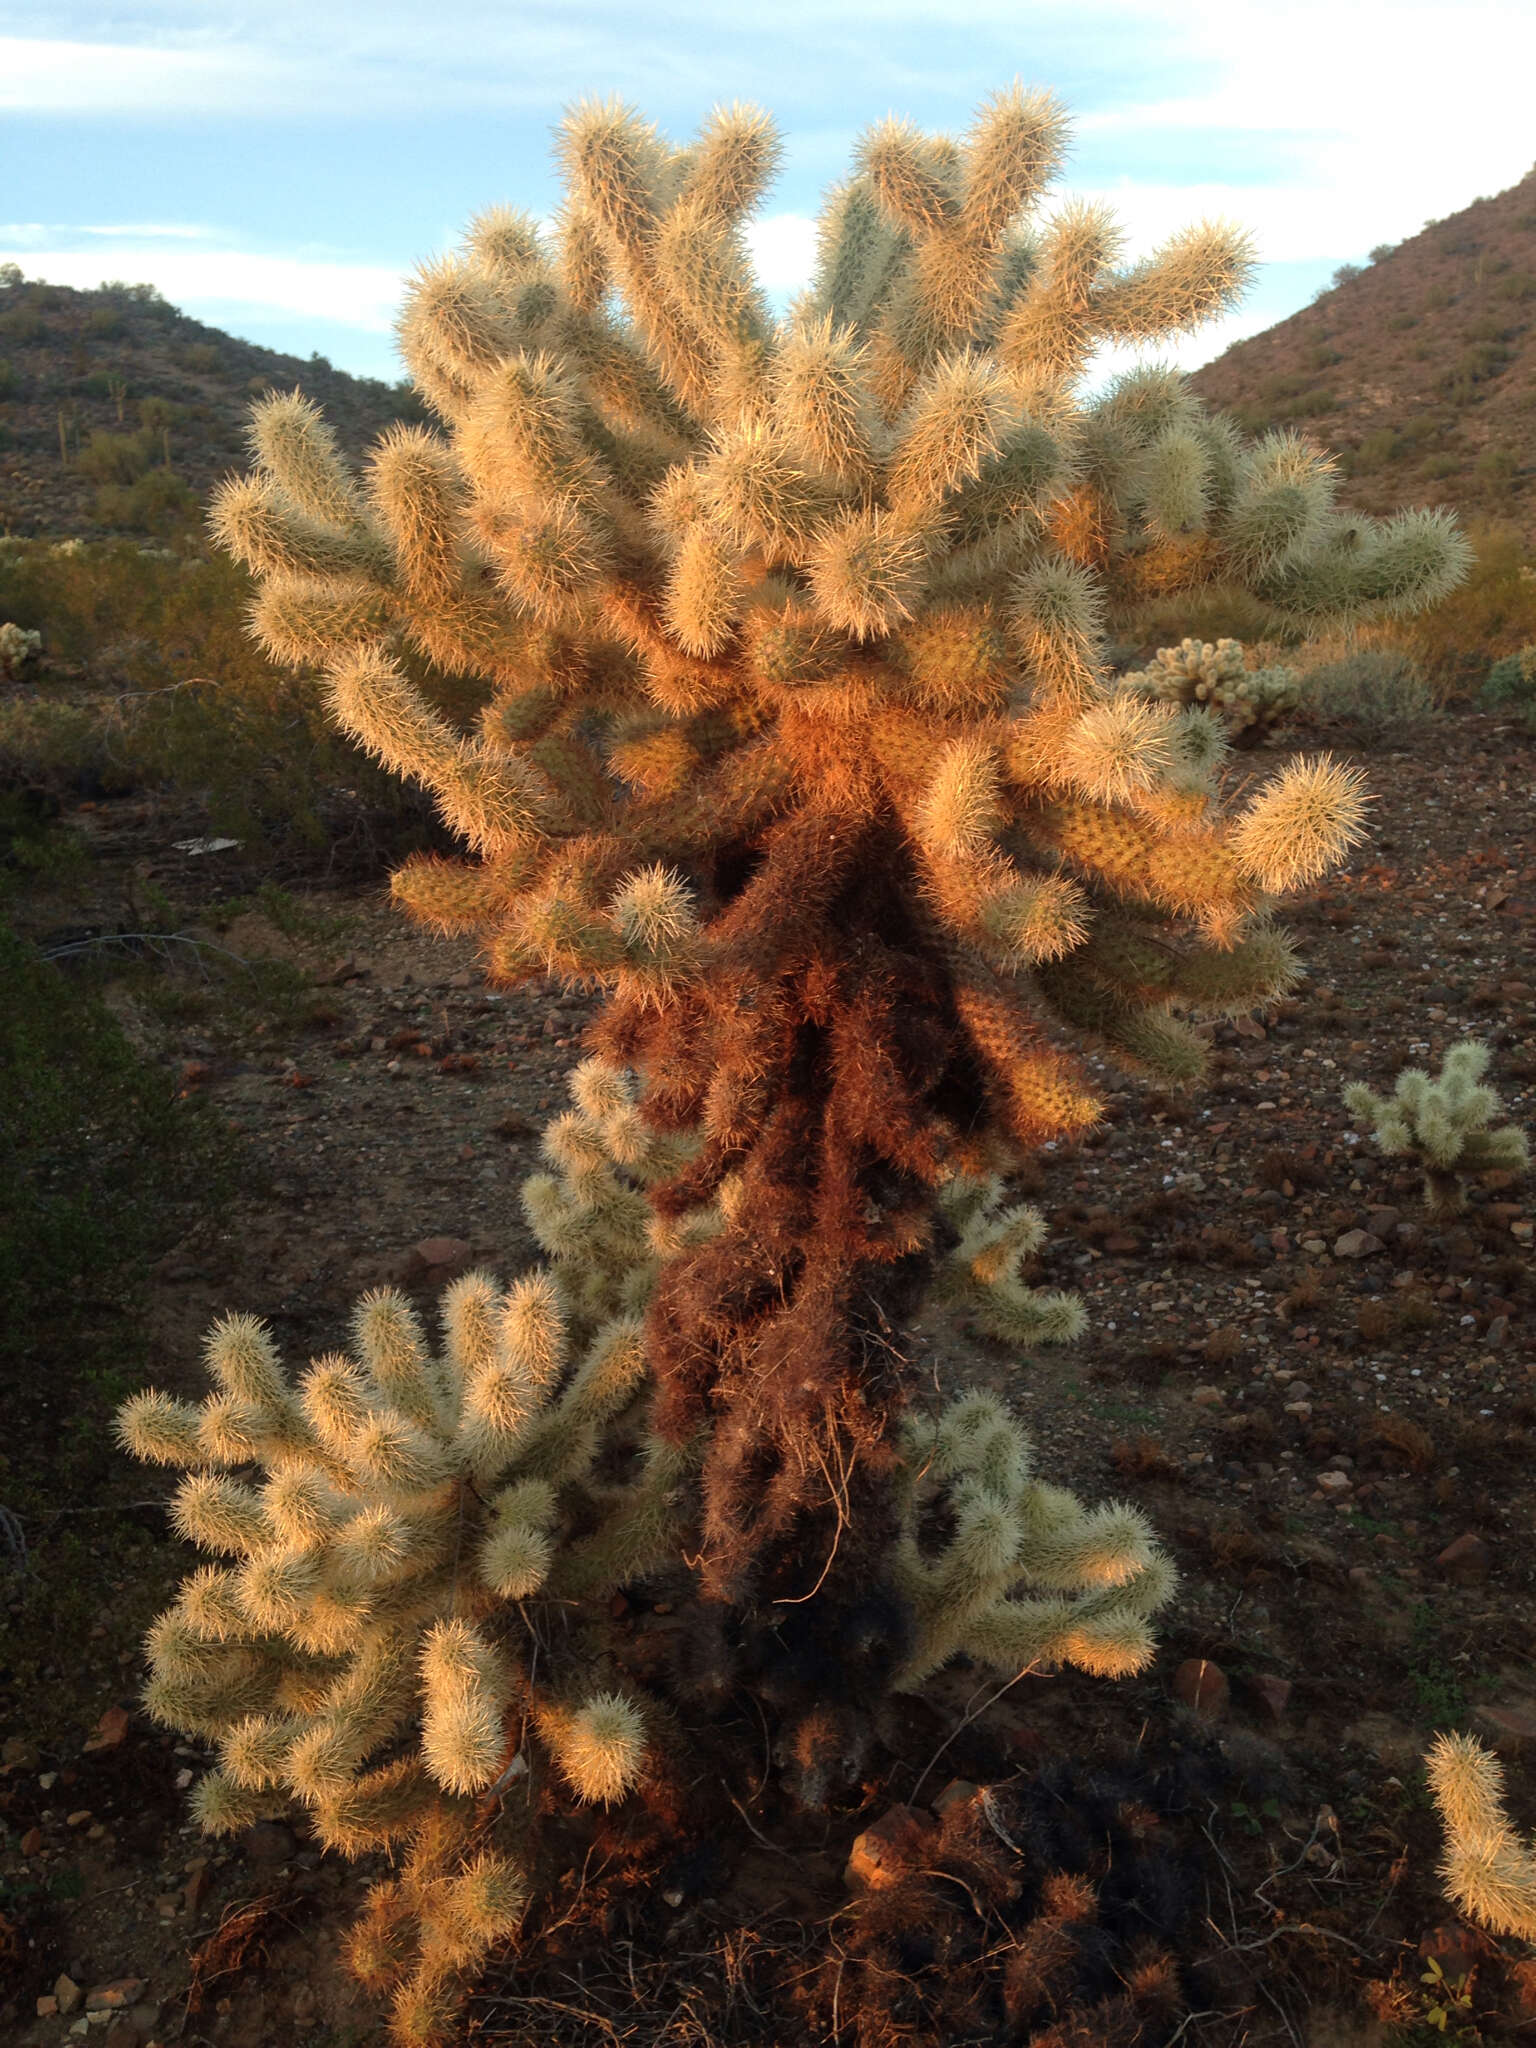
[1189,167,1536,545]
[0,273,423,540]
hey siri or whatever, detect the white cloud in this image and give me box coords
[0,36,290,114]
[0,241,406,335]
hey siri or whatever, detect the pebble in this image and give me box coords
[1317,1470,1352,1497]
[1334,1229,1385,1259]
[56,1976,83,2015]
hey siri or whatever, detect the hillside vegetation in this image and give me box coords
[1190,167,1536,545]
[0,272,422,539]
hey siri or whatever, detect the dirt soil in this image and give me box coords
[2,707,1534,2047]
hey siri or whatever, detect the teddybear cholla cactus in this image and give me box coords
[212,85,1462,1680]
[893,1388,1173,1690]
[1426,1731,1536,1941]
[1122,636,1299,739]
[1345,1042,1529,1215]
[0,621,42,678]
[117,1058,692,2044]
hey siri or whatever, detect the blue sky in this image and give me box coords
[5,2,1534,385]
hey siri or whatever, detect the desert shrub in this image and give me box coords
[0,358,15,399]
[1475,446,1517,483]
[76,428,154,485]
[1382,521,1536,692]
[95,467,201,536]
[1482,644,1536,704]
[0,540,456,851]
[0,916,231,1385]
[180,342,223,373]
[1299,647,1436,745]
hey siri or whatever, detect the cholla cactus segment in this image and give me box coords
[933,1176,1086,1346]
[892,1389,1174,1688]
[1345,1042,1529,1215]
[1122,636,1300,740]
[1426,1732,1536,1941]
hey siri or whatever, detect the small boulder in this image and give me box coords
[1333,1229,1384,1260]
[1172,1658,1229,1720]
[845,1804,933,1890]
[1245,1674,1293,1723]
[1472,1702,1536,1760]
[1435,1533,1490,1585]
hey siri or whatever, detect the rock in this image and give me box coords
[37,1997,60,2018]
[66,1808,92,1827]
[1172,1658,1229,1720]
[447,971,474,989]
[1333,1229,1384,1259]
[1472,1702,1536,1760]
[83,1705,131,1753]
[103,2022,143,2048]
[931,1779,980,1816]
[183,1861,213,1915]
[1245,1674,1292,1723]
[1317,1471,1353,1497]
[1190,1385,1224,1407]
[56,1976,84,2015]
[845,1804,933,1890]
[86,1982,144,2012]
[242,1819,296,1866]
[392,1235,474,1286]
[20,1825,42,1855]
[494,1111,537,1141]
[1435,1532,1490,1584]
[1283,1400,1313,1421]
[1485,1315,1509,1348]
[1418,1923,1482,1980]
[1,1735,40,1772]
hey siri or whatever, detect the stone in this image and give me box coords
[845,1804,933,1890]
[1245,1673,1292,1722]
[83,1705,131,1753]
[2,1735,40,1771]
[66,1808,92,1828]
[1435,1532,1491,1584]
[1333,1229,1384,1259]
[1485,1315,1509,1348]
[1190,1385,1224,1407]
[1471,1702,1536,1760]
[37,1997,60,2018]
[86,1982,144,2012]
[20,1824,42,1855]
[56,1977,84,2015]
[183,1861,213,1915]
[1317,1471,1352,1497]
[931,1779,980,1816]
[242,1819,296,1866]
[392,1235,474,1286]
[1172,1658,1229,1719]
[1419,1923,1481,1980]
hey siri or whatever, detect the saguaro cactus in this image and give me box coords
[212,86,1463,1717]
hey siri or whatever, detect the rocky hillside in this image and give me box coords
[0,275,423,540]
[1190,170,1536,544]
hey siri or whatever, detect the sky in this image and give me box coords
[4,2,1534,388]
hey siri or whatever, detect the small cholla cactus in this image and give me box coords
[1122,636,1299,740]
[117,1058,689,2046]
[892,1389,1175,1690]
[0,621,42,679]
[1345,1042,1529,1215]
[1426,1731,1536,1941]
